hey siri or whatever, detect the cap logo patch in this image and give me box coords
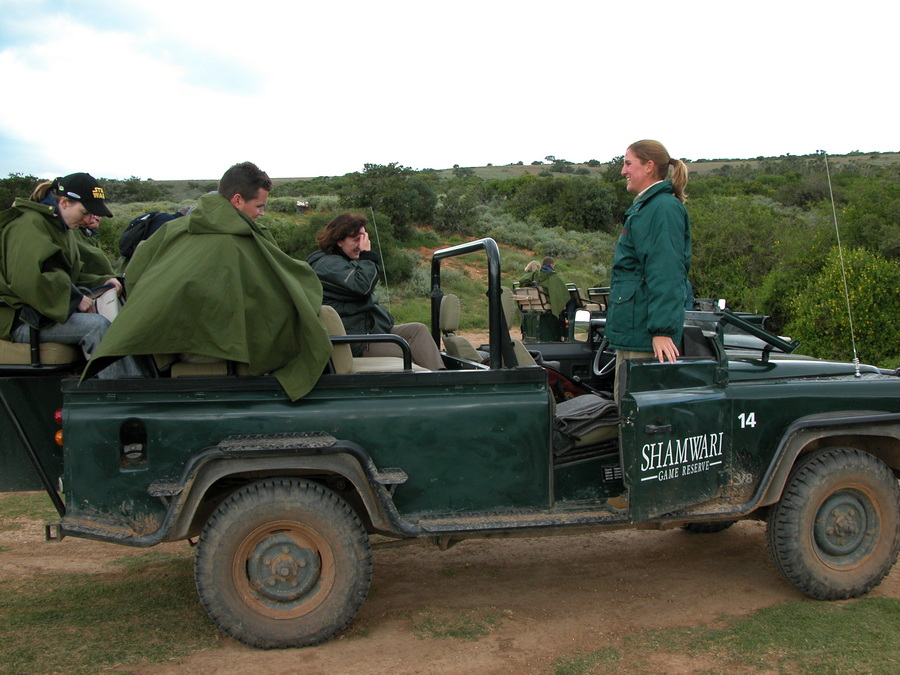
[92,187,106,199]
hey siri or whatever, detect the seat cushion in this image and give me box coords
[0,340,80,365]
[443,334,484,362]
[352,357,428,373]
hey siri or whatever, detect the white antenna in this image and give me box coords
[368,207,390,311]
[818,150,860,377]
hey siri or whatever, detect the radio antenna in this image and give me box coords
[369,207,391,311]
[818,150,860,377]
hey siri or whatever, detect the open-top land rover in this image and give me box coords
[2,238,899,649]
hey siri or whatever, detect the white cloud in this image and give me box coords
[0,0,896,180]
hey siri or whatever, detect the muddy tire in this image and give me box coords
[767,447,900,600]
[194,478,372,649]
[681,520,736,534]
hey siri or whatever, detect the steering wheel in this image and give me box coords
[592,338,616,378]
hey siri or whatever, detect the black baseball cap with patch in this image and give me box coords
[55,173,113,218]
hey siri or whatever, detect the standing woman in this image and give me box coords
[607,140,691,403]
[0,173,143,377]
[307,213,445,370]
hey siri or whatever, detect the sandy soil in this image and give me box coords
[2,506,897,675]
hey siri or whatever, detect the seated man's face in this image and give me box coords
[337,228,367,260]
[233,188,269,220]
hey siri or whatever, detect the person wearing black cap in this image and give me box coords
[0,172,145,377]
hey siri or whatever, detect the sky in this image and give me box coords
[1,0,897,181]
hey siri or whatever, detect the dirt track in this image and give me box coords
[3,510,897,674]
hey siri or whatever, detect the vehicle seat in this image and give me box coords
[439,294,486,362]
[553,393,619,455]
[319,305,428,373]
[0,339,80,367]
[512,286,551,313]
[587,287,610,312]
[681,325,716,358]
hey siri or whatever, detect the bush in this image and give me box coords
[266,197,301,214]
[0,172,41,207]
[784,247,900,367]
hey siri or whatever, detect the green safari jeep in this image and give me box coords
[1,238,899,649]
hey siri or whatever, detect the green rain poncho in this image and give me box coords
[517,269,570,316]
[85,193,332,399]
[0,199,110,339]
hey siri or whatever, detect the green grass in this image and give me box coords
[546,597,900,675]
[409,606,507,641]
[0,552,223,674]
[679,598,900,674]
[0,492,58,530]
[549,647,623,675]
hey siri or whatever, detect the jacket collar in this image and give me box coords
[626,180,674,214]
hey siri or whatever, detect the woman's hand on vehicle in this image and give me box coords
[652,335,680,363]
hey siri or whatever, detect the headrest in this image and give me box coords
[440,294,461,332]
[319,305,346,336]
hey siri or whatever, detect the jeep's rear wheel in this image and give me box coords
[194,478,372,649]
[767,447,900,600]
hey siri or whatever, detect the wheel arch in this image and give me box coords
[759,414,900,508]
[163,436,409,542]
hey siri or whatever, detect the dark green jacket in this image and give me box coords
[606,181,691,352]
[85,193,332,400]
[306,248,393,356]
[518,269,570,316]
[0,199,109,339]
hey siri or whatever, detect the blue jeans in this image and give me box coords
[11,313,147,378]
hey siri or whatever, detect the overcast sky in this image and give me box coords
[1,0,896,181]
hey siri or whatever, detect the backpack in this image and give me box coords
[118,211,182,259]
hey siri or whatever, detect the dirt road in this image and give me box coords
[3,509,897,674]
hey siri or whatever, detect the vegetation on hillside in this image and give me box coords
[2,151,898,367]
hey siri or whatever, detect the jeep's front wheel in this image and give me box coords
[194,478,372,649]
[767,447,900,600]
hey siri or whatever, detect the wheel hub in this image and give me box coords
[814,491,871,561]
[247,533,321,602]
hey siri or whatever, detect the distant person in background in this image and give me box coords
[607,139,691,403]
[307,213,445,370]
[0,173,144,377]
[518,256,572,318]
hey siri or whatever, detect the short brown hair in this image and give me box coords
[218,162,272,201]
[316,213,368,252]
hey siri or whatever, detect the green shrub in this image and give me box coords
[265,196,300,214]
[784,247,900,367]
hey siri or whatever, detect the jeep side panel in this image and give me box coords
[60,368,552,539]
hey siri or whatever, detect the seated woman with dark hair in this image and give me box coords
[306,213,444,370]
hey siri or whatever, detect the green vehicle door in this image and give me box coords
[619,358,731,521]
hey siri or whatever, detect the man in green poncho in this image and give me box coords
[85,162,332,400]
[518,256,571,317]
[75,214,117,278]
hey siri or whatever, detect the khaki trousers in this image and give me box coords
[364,322,445,370]
[614,349,654,405]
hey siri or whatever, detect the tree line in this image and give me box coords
[2,152,899,367]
